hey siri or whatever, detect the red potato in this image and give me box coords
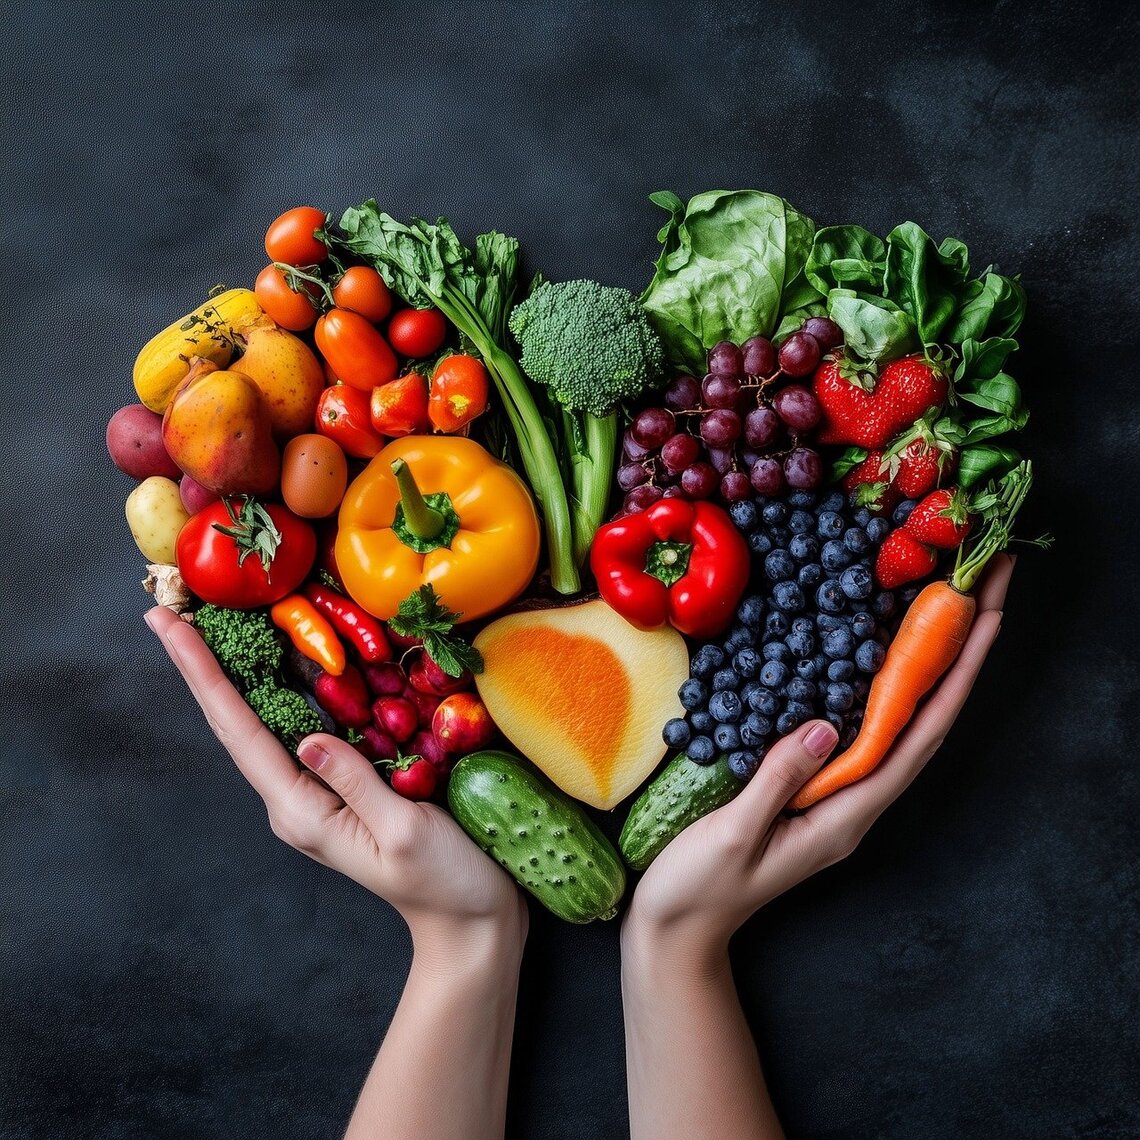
[431,693,496,754]
[107,403,181,480]
[408,651,471,696]
[178,474,219,515]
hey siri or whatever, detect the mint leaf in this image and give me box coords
[389,585,484,677]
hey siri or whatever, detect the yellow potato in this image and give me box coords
[125,476,191,563]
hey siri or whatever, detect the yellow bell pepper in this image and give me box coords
[336,435,541,622]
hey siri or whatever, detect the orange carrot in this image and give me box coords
[790,461,1035,811]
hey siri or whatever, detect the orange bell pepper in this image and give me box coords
[335,436,541,622]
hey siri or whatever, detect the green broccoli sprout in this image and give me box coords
[246,682,324,754]
[509,280,666,564]
[194,604,283,688]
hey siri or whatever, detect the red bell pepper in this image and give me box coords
[590,499,749,638]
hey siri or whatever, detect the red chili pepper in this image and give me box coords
[304,583,393,663]
[589,499,750,639]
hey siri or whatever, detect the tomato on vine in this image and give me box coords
[254,264,320,331]
[264,206,328,266]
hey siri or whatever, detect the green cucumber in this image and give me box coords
[448,750,626,923]
[619,753,743,870]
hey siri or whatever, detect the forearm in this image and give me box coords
[346,920,525,1140]
[621,921,783,1140]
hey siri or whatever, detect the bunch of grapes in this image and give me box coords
[618,316,844,513]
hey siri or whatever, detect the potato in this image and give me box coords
[126,476,191,563]
[107,403,181,481]
[178,473,219,515]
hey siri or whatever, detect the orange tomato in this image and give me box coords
[254,264,320,331]
[264,206,328,266]
[314,308,398,390]
[429,354,490,433]
[332,266,393,323]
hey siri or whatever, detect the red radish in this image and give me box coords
[403,686,442,729]
[314,665,371,729]
[179,474,219,515]
[387,626,423,651]
[356,725,399,764]
[431,693,496,754]
[389,757,437,801]
[373,696,418,743]
[364,661,407,696]
[408,651,471,696]
[410,729,450,775]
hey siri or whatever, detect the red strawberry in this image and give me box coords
[905,488,972,549]
[875,528,939,588]
[882,415,959,498]
[814,353,949,448]
[842,449,901,514]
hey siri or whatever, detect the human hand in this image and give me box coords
[624,554,1015,962]
[145,605,527,960]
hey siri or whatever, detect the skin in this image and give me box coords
[145,605,527,1140]
[621,554,1015,1140]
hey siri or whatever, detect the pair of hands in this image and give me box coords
[144,554,1013,959]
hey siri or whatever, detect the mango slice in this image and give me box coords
[473,600,688,810]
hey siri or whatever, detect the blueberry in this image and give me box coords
[786,699,813,723]
[762,641,791,662]
[816,579,846,614]
[786,629,815,659]
[748,688,780,716]
[714,723,741,751]
[759,660,790,689]
[843,527,872,555]
[732,648,761,679]
[893,499,918,526]
[741,680,762,706]
[901,585,923,605]
[811,652,830,677]
[727,750,761,780]
[737,596,765,630]
[827,658,856,682]
[795,657,821,680]
[744,711,774,738]
[772,580,806,613]
[853,507,873,527]
[709,690,743,723]
[761,502,788,525]
[816,613,843,631]
[690,644,724,678]
[789,509,815,534]
[791,616,814,635]
[871,590,897,619]
[787,489,817,509]
[776,710,802,735]
[826,682,855,713]
[768,525,791,547]
[787,677,816,702]
[820,490,846,513]
[679,678,708,710]
[690,710,714,733]
[798,563,824,589]
[725,627,753,653]
[765,549,796,581]
[662,718,691,748]
[839,564,874,600]
[688,735,716,764]
[825,710,846,732]
[841,722,861,749]
[821,540,852,571]
[855,639,887,673]
[789,533,820,563]
[823,627,856,659]
[851,612,877,640]
[866,516,891,544]
[749,531,773,555]
[765,611,791,637]
[712,668,740,692]
[853,678,871,701]
[817,510,845,539]
[740,720,765,747]
[729,500,759,532]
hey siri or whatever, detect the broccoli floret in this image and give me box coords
[246,682,324,754]
[508,280,665,417]
[193,604,283,689]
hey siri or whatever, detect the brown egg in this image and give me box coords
[280,434,348,518]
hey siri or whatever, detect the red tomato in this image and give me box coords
[315,385,385,459]
[428,354,490,433]
[332,266,392,323]
[264,206,328,266]
[176,498,316,609]
[388,308,447,358]
[254,264,320,331]
[370,372,430,436]
[315,308,398,390]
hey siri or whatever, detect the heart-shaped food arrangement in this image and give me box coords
[112,191,1041,923]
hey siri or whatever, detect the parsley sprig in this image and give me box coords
[388,585,484,678]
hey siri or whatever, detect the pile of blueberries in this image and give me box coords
[662,489,920,781]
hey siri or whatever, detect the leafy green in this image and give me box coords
[388,585,485,678]
[943,271,1027,342]
[194,604,283,689]
[826,289,917,361]
[957,443,1023,489]
[882,222,971,345]
[805,225,886,294]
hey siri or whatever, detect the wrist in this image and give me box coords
[621,908,732,988]
[409,906,528,983]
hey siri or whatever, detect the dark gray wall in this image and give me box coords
[3,2,1138,1137]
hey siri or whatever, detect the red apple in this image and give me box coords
[432,693,495,754]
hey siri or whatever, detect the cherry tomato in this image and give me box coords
[315,308,398,391]
[254,264,320,331]
[176,498,316,609]
[389,757,438,801]
[332,266,392,323]
[264,206,327,266]
[428,354,490,433]
[387,308,447,358]
[370,372,430,436]
[316,385,385,459]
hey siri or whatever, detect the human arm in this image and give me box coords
[145,606,526,1140]
[620,555,1015,1140]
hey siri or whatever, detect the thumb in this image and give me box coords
[296,733,394,827]
[739,720,839,827]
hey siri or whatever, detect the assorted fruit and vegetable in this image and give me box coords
[112,189,1044,923]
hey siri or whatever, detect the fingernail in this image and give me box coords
[805,722,838,758]
[298,740,328,771]
[144,608,160,633]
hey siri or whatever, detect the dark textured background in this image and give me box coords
[4,2,1139,1137]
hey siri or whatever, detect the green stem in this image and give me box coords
[391,459,445,540]
[951,460,1032,593]
[272,261,336,309]
[568,411,619,569]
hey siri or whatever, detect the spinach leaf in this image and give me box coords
[806,225,886,294]
[883,222,972,346]
[943,271,1027,342]
[955,336,1018,382]
[958,443,1023,488]
[826,289,917,362]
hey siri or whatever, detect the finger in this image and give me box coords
[296,734,403,834]
[739,720,840,831]
[974,552,1015,613]
[145,607,302,804]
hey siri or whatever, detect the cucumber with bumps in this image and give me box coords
[619,753,743,870]
[448,750,626,923]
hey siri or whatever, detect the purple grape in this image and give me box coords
[744,404,781,448]
[778,331,822,378]
[701,372,742,409]
[664,374,702,411]
[750,457,785,495]
[623,429,652,462]
[707,341,743,375]
[625,484,664,512]
[631,407,676,449]
[772,385,822,432]
[661,485,684,498]
[784,447,823,489]
[740,448,760,468]
[802,316,843,351]
[706,446,735,475]
[617,462,651,491]
[742,335,776,376]
[700,408,742,446]
[661,433,701,474]
[680,462,718,499]
[720,471,752,502]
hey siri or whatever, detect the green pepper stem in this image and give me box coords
[391,459,446,540]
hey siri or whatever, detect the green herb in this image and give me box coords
[388,585,485,678]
